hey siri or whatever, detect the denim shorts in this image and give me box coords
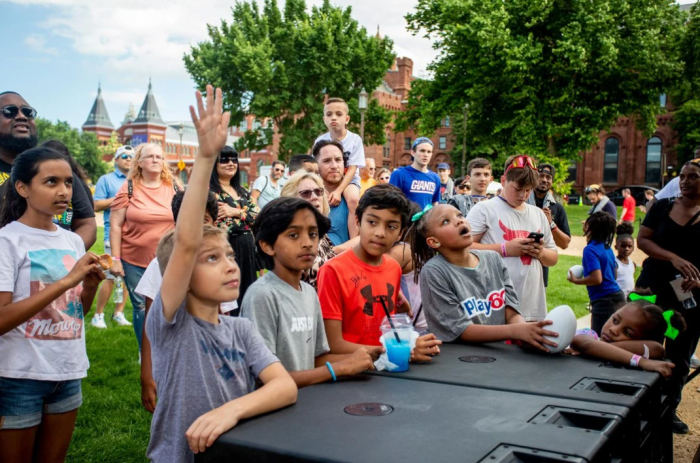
[0,377,82,429]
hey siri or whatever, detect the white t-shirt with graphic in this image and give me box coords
[135,257,238,313]
[0,221,87,380]
[467,197,556,321]
[315,130,365,186]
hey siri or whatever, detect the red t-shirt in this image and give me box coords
[318,249,402,346]
[622,196,636,222]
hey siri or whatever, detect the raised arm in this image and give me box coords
[160,86,230,320]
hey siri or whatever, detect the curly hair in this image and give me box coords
[584,211,616,248]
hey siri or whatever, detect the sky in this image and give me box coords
[0,0,439,130]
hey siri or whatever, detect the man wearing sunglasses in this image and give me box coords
[0,91,97,250]
[91,146,133,328]
[251,160,286,209]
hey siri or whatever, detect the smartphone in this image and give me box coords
[527,232,544,244]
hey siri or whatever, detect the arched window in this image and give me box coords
[603,138,619,184]
[645,137,663,184]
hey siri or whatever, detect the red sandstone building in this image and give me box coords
[83,60,679,192]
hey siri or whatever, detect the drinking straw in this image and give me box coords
[378,296,401,343]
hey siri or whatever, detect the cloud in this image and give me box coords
[24,33,59,56]
[6,0,438,83]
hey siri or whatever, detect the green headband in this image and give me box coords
[663,310,680,340]
[412,204,434,223]
[629,293,657,304]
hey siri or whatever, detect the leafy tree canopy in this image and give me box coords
[36,118,108,183]
[401,0,684,171]
[184,0,396,160]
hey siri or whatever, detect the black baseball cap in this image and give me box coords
[538,163,556,177]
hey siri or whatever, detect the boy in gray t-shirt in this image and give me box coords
[411,204,559,350]
[246,196,376,387]
[145,88,298,463]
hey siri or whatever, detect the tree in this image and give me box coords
[184,0,395,160]
[671,3,700,164]
[36,118,108,183]
[400,0,684,177]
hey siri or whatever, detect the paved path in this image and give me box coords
[559,235,647,267]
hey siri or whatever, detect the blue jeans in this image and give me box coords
[122,259,146,352]
[0,377,82,429]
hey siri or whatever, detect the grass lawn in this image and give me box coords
[68,228,606,461]
[564,204,646,237]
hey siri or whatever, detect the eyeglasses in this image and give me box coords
[505,155,537,173]
[219,157,237,164]
[2,105,37,120]
[298,188,324,199]
[118,154,133,160]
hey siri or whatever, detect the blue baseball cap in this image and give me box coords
[412,137,434,151]
[437,163,450,170]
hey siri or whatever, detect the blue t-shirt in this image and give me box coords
[389,165,441,210]
[327,197,349,246]
[93,169,128,240]
[582,240,621,301]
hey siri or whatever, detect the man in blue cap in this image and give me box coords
[437,162,454,201]
[389,137,440,209]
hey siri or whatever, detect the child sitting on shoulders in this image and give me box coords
[314,97,364,238]
[408,203,557,351]
[614,223,637,298]
[145,86,296,462]
[318,184,442,361]
[570,295,683,377]
[242,197,376,387]
[568,212,625,336]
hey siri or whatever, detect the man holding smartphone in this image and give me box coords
[527,163,571,287]
[468,155,558,321]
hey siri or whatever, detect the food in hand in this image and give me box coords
[98,254,113,270]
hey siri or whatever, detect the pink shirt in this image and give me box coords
[111,180,175,268]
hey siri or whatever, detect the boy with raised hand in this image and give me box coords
[318,184,442,361]
[242,197,377,387]
[145,86,297,462]
[314,98,365,239]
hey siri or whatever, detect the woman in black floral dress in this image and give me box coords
[209,147,259,311]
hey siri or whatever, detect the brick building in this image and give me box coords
[82,60,679,191]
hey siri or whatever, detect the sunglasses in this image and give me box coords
[219,157,237,164]
[298,188,324,199]
[274,168,285,173]
[2,105,37,120]
[459,184,471,189]
[585,184,602,194]
[505,155,537,173]
[118,154,133,160]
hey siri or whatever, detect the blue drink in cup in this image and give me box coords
[381,314,414,372]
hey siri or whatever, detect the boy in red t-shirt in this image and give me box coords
[318,184,442,361]
[620,188,636,225]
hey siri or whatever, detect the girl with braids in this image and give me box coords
[568,211,625,336]
[0,148,105,461]
[614,223,636,297]
[407,203,559,350]
[569,297,683,378]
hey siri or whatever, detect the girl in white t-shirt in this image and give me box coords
[0,147,104,462]
[614,223,637,298]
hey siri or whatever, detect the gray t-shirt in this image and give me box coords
[145,292,279,463]
[419,251,520,342]
[242,272,329,371]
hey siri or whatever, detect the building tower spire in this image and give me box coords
[82,83,114,130]
[134,78,165,125]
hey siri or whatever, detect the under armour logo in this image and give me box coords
[360,284,396,316]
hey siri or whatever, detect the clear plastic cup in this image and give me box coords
[380,315,414,372]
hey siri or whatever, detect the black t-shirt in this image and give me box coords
[0,158,95,230]
[638,198,700,309]
[533,195,571,286]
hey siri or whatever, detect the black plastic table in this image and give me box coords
[197,375,630,463]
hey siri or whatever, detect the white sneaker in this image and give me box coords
[691,354,700,370]
[91,314,107,329]
[112,313,132,326]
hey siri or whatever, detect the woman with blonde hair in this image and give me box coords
[375,167,391,185]
[110,143,180,355]
[281,171,355,288]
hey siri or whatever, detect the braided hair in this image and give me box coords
[406,206,438,284]
[584,211,616,248]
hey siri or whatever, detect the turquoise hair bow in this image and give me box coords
[412,204,434,223]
